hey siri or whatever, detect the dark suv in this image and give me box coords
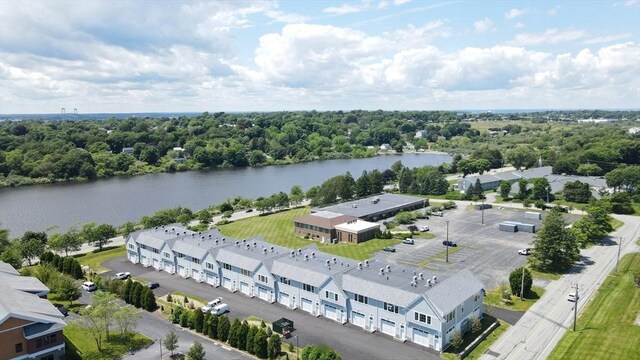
[442,240,457,247]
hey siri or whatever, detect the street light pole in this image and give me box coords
[520,267,525,300]
[445,220,450,263]
[159,338,163,359]
[481,200,484,225]
[616,237,623,270]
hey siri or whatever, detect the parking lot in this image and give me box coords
[378,206,579,290]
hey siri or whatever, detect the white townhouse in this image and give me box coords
[216,238,290,302]
[341,260,484,351]
[125,225,192,267]
[172,230,234,281]
[269,247,356,323]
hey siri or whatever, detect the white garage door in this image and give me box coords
[223,277,232,290]
[352,311,365,328]
[412,328,429,347]
[258,287,269,301]
[279,293,290,307]
[153,258,159,268]
[240,282,250,295]
[178,265,186,277]
[128,252,137,263]
[381,319,396,337]
[192,269,200,281]
[324,304,338,321]
[141,255,147,265]
[301,298,313,313]
[205,273,216,285]
[164,261,173,273]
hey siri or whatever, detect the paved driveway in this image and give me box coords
[103,257,440,360]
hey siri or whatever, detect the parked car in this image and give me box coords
[567,292,579,302]
[402,238,414,245]
[442,240,457,247]
[432,211,444,217]
[407,225,418,233]
[211,303,229,316]
[382,246,396,252]
[246,209,254,213]
[114,272,131,280]
[420,226,430,232]
[82,281,97,292]
[147,282,160,289]
[202,297,223,313]
[518,248,531,255]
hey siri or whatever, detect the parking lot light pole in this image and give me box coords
[481,200,484,225]
[158,338,162,359]
[520,267,525,300]
[445,220,449,263]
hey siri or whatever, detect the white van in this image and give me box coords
[211,303,229,316]
[82,281,97,292]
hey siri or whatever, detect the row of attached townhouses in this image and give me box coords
[126,225,485,352]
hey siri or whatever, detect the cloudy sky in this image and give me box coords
[1,0,639,114]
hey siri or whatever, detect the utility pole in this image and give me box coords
[481,200,485,225]
[520,267,525,300]
[445,220,450,263]
[159,338,162,359]
[616,237,623,270]
[573,283,579,331]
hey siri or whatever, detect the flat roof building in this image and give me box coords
[312,193,427,221]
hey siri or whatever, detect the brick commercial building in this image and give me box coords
[293,211,358,243]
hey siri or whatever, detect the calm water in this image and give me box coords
[0,153,451,236]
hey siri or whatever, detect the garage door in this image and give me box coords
[324,304,338,321]
[240,282,250,295]
[381,319,396,337]
[153,259,159,269]
[205,273,216,285]
[301,298,313,313]
[412,328,429,347]
[141,256,147,266]
[223,277,232,290]
[164,261,173,273]
[352,311,365,328]
[192,269,200,281]
[279,292,290,307]
[257,287,269,301]
[178,265,186,277]
[128,252,138,263]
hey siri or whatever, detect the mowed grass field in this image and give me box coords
[219,207,399,261]
[74,245,125,273]
[549,252,640,360]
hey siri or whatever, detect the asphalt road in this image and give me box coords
[74,288,251,360]
[103,257,440,360]
[481,214,640,360]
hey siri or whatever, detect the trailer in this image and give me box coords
[524,212,542,220]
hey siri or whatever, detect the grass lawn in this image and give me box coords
[549,253,640,360]
[417,246,463,267]
[219,208,400,260]
[528,267,562,281]
[64,325,152,360]
[633,203,640,216]
[610,218,624,230]
[74,245,126,273]
[48,293,85,313]
[484,286,546,312]
[550,200,588,211]
[463,320,510,360]
[440,315,503,359]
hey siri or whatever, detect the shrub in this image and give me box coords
[193,308,204,332]
[167,293,173,302]
[254,329,268,359]
[471,315,482,334]
[180,312,190,328]
[267,334,281,359]
[246,326,258,354]
[509,267,533,298]
[208,315,219,339]
[450,330,463,349]
[217,315,230,342]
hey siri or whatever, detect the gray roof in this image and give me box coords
[0,261,20,275]
[342,259,450,307]
[23,321,66,338]
[170,228,232,259]
[425,269,484,315]
[519,166,553,179]
[313,193,426,218]
[0,287,65,326]
[270,247,358,287]
[0,272,49,295]
[216,238,291,271]
[131,223,194,249]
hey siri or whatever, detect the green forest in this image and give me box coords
[0,110,638,188]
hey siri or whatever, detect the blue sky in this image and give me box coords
[1,0,639,113]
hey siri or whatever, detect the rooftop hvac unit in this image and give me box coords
[418,273,424,280]
[263,248,268,254]
[426,279,432,287]
[386,265,391,272]
[410,281,416,287]
[364,260,369,267]
[332,257,337,264]
[311,252,316,258]
[379,268,385,275]
[327,260,331,266]
[432,276,437,283]
[304,254,309,261]
[357,262,362,269]
[413,276,418,282]
[270,246,274,252]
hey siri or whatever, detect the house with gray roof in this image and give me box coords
[269,246,357,323]
[311,193,427,221]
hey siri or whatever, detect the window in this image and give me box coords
[384,302,399,314]
[258,275,268,283]
[280,277,290,285]
[164,252,171,259]
[191,257,200,264]
[50,333,57,343]
[206,262,215,270]
[241,269,251,276]
[414,312,430,324]
[353,293,368,304]
[15,343,22,353]
[152,248,159,254]
[176,252,185,258]
[445,311,455,322]
[303,283,316,293]
[222,263,231,270]
[325,291,338,301]
[36,338,42,348]
[475,294,479,302]
[128,244,134,250]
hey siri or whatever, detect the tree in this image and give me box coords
[20,238,45,266]
[0,223,11,254]
[450,330,463,348]
[563,180,592,203]
[499,180,512,199]
[164,331,179,356]
[80,223,117,251]
[268,333,282,359]
[208,314,219,339]
[355,170,370,197]
[368,169,384,194]
[238,320,250,351]
[572,204,613,247]
[193,307,204,332]
[398,168,414,193]
[529,209,579,273]
[122,279,133,302]
[473,178,485,199]
[290,185,305,206]
[228,318,241,348]
[48,228,83,256]
[517,179,528,200]
[246,325,258,354]
[254,328,268,359]
[509,267,533,298]
[531,177,551,201]
[217,314,230,342]
[470,315,482,334]
[53,275,81,304]
[507,145,538,170]
[143,286,157,311]
[113,305,141,338]
[73,291,120,350]
[131,282,143,308]
[188,341,206,360]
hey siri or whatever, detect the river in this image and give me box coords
[0,153,451,236]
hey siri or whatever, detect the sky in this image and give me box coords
[1,0,639,114]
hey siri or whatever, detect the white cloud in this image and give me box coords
[581,33,633,45]
[547,5,560,16]
[510,28,587,46]
[474,18,494,33]
[394,0,412,5]
[323,4,364,14]
[515,22,525,29]
[505,8,528,19]
[614,0,638,7]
